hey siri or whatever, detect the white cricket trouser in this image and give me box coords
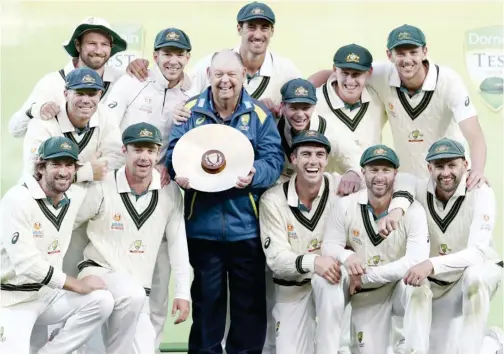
[262,266,277,354]
[149,236,172,351]
[62,224,89,277]
[0,288,113,354]
[77,269,153,354]
[429,262,502,354]
[351,280,432,354]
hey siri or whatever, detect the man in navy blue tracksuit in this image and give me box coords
[165,50,284,354]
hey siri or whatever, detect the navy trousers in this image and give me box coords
[187,237,267,354]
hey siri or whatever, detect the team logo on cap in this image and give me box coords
[294,86,309,96]
[82,74,96,84]
[397,31,412,40]
[306,130,317,137]
[166,31,180,41]
[435,145,449,153]
[60,142,72,150]
[139,129,153,137]
[346,53,360,63]
[373,148,387,156]
[251,7,264,14]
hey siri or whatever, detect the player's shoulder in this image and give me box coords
[184,93,202,110]
[248,97,272,125]
[270,51,297,68]
[161,180,183,199]
[2,184,32,204]
[468,182,495,202]
[405,200,427,217]
[104,66,126,83]
[95,104,119,127]
[112,72,146,89]
[261,182,287,205]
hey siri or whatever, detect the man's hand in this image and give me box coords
[260,98,280,117]
[236,167,256,189]
[377,208,403,238]
[172,102,192,126]
[155,164,170,187]
[40,102,60,120]
[126,58,150,81]
[90,151,108,181]
[172,298,190,324]
[314,256,341,284]
[403,260,434,287]
[337,171,361,196]
[349,275,362,295]
[466,169,489,190]
[77,275,107,295]
[344,254,366,276]
[175,176,191,189]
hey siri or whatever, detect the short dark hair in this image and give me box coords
[33,158,80,181]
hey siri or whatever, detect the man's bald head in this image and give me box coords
[208,49,246,103]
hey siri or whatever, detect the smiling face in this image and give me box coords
[65,88,102,125]
[237,19,274,56]
[428,157,467,195]
[332,67,371,103]
[387,45,428,81]
[291,145,328,185]
[362,160,397,198]
[123,143,160,180]
[208,51,246,102]
[76,31,112,70]
[153,47,190,82]
[282,102,314,132]
[38,158,77,194]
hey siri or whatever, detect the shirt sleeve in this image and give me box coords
[102,74,135,127]
[97,109,126,171]
[389,172,417,213]
[164,184,191,301]
[0,193,66,289]
[444,68,478,123]
[259,193,318,276]
[329,133,362,175]
[22,119,52,179]
[74,182,105,229]
[362,202,430,285]
[430,185,499,274]
[187,56,212,94]
[322,195,355,264]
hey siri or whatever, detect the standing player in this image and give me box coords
[0,137,114,354]
[308,25,487,187]
[75,123,191,354]
[103,27,197,351]
[404,138,503,354]
[322,144,432,354]
[9,17,127,138]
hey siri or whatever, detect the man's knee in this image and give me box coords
[461,264,497,300]
[312,274,337,291]
[84,289,115,320]
[114,283,147,311]
[404,280,432,303]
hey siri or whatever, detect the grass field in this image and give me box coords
[1,1,502,349]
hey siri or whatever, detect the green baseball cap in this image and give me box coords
[65,67,104,91]
[426,138,466,162]
[154,28,192,51]
[281,78,317,105]
[38,137,79,161]
[333,44,373,71]
[387,24,426,50]
[360,144,400,168]
[63,17,127,58]
[122,122,162,146]
[237,2,275,25]
[291,130,331,154]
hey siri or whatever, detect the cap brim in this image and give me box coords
[67,84,103,91]
[292,138,331,153]
[361,156,399,168]
[124,138,163,146]
[425,153,465,162]
[154,42,191,51]
[239,15,275,24]
[388,40,424,49]
[282,97,317,105]
[63,24,128,58]
[172,124,255,192]
[43,152,79,160]
[334,63,371,71]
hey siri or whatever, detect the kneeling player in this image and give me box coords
[75,123,191,353]
[404,138,504,354]
[323,144,432,354]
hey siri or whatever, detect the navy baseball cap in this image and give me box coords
[237,2,275,25]
[281,78,317,105]
[65,67,104,91]
[292,130,331,153]
[38,136,79,161]
[122,122,163,146]
[360,144,400,168]
[154,28,192,51]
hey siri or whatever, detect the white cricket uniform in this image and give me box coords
[103,65,198,349]
[74,167,191,354]
[316,77,387,151]
[276,112,362,181]
[190,47,302,105]
[9,59,123,138]
[190,46,301,354]
[259,172,418,354]
[0,177,114,354]
[322,189,432,354]
[415,176,502,354]
[104,65,199,159]
[369,60,477,179]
